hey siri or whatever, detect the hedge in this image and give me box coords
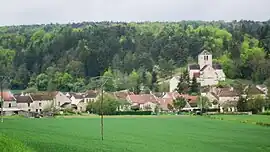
[98,111,152,115]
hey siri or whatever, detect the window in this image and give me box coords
[36,109,38,112]
[204,55,208,61]
[39,103,42,107]
[28,103,30,107]
[28,109,30,112]
[9,103,11,108]
[58,102,60,106]
[40,109,42,112]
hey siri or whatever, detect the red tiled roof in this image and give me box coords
[0,91,16,101]
[128,94,158,104]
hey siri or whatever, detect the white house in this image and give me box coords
[29,93,55,113]
[0,91,20,116]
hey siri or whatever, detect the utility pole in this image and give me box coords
[100,84,104,141]
[0,76,9,123]
[91,76,112,141]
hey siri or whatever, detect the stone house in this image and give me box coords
[206,87,239,112]
[29,92,55,113]
[15,93,33,112]
[0,91,19,116]
[83,90,99,103]
[69,93,86,112]
[54,91,71,109]
[113,90,134,111]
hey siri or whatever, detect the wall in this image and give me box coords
[169,77,179,92]
[198,54,212,69]
[55,92,71,108]
[77,101,87,112]
[3,101,17,108]
[30,100,54,113]
[200,78,218,86]
[17,103,31,111]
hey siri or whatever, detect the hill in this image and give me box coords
[1,21,270,92]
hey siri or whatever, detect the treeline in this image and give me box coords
[1,20,270,92]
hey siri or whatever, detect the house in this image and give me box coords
[29,92,55,113]
[14,93,33,112]
[162,91,198,111]
[54,91,72,109]
[245,85,266,99]
[69,93,86,112]
[0,91,20,116]
[169,76,180,92]
[206,87,239,112]
[113,90,134,111]
[83,90,99,103]
[126,94,159,112]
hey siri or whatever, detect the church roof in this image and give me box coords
[199,50,212,55]
[200,65,209,71]
[213,63,222,70]
[189,64,200,70]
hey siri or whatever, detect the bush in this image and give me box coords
[104,111,152,115]
[261,111,270,115]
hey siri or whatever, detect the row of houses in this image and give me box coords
[0,84,267,116]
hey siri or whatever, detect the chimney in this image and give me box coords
[20,92,24,96]
[230,87,234,91]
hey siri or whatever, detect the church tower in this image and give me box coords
[198,50,212,69]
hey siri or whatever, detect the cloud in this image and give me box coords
[0,0,269,25]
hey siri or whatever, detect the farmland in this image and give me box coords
[1,116,270,152]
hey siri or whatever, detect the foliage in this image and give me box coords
[246,97,267,114]
[196,96,211,109]
[189,76,199,94]
[1,21,270,91]
[86,94,120,115]
[131,105,140,111]
[172,97,187,111]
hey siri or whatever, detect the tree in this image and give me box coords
[196,96,211,111]
[151,70,158,92]
[247,96,266,114]
[176,75,189,94]
[189,76,199,95]
[86,94,120,115]
[128,70,140,94]
[131,105,140,111]
[102,67,115,91]
[167,104,174,111]
[35,73,49,91]
[173,97,187,112]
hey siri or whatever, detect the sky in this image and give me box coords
[0,0,269,25]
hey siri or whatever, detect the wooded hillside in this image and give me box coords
[1,20,270,92]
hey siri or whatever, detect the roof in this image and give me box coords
[114,91,134,100]
[199,50,212,55]
[128,94,159,104]
[151,92,165,98]
[189,64,200,70]
[30,93,54,101]
[212,63,222,70]
[0,91,16,101]
[213,87,239,98]
[200,65,209,71]
[246,85,265,95]
[85,90,98,98]
[15,95,33,103]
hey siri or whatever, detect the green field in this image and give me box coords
[1,116,270,152]
[208,115,270,124]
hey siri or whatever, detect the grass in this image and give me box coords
[0,134,32,152]
[207,115,270,124]
[0,116,270,152]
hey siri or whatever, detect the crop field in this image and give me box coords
[1,116,270,152]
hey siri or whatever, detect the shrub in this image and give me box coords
[261,111,270,115]
[108,111,152,115]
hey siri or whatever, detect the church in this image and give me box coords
[188,50,226,86]
[169,50,226,92]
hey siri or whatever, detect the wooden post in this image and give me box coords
[100,85,104,141]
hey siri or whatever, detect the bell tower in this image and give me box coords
[198,50,212,69]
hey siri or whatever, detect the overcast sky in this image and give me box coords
[0,0,269,25]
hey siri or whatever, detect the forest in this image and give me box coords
[1,20,270,92]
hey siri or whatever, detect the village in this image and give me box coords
[0,50,268,117]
